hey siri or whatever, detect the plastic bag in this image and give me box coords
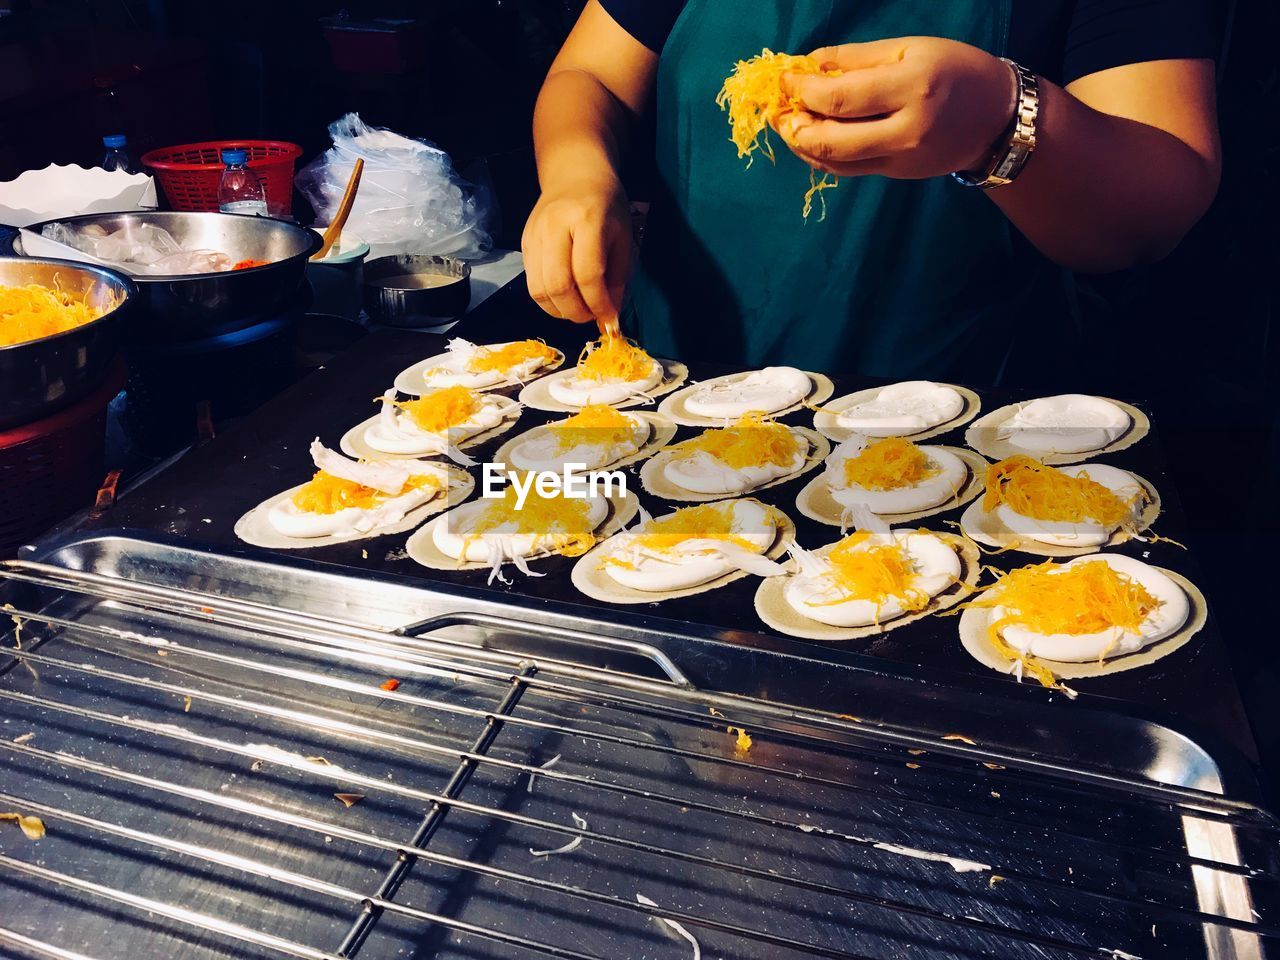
[41,222,234,275]
[296,113,493,261]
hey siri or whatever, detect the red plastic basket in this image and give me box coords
[0,359,126,557]
[141,140,303,217]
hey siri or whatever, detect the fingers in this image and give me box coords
[784,63,909,119]
[529,226,589,323]
[571,219,620,323]
[776,110,907,167]
[806,39,910,72]
[604,218,632,314]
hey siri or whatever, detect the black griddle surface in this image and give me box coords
[81,282,1260,769]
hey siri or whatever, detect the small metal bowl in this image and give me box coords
[362,255,471,328]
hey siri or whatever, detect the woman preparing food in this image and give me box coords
[521,1,1219,380]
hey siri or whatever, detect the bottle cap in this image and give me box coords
[221,148,249,165]
[103,134,127,149]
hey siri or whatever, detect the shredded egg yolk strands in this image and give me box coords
[843,438,940,491]
[0,283,115,347]
[967,559,1163,686]
[550,404,636,452]
[813,532,932,611]
[576,337,657,383]
[984,456,1140,525]
[677,412,800,469]
[470,484,597,557]
[291,471,438,515]
[390,386,480,433]
[466,339,558,375]
[624,503,764,557]
[716,48,842,219]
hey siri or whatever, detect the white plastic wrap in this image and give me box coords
[40,222,235,275]
[295,113,493,260]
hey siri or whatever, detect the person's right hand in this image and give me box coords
[522,174,632,324]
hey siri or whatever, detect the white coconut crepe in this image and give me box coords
[998,394,1131,455]
[994,462,1145,548]
[266,441,451,539]
[602,500,785,592]
[433,495,611,564]
[663,430,808,495]
[507,412,649,472]
[834,381,965,436]
[547,356,665,407]
[825,436,968,514]
[992,554,1189,663]
[782,531,961,628]
[361,389,512,463]
[682,367,812,419]
[419,338,560,388]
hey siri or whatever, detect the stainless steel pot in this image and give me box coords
[16,212,321,343]
[362,254,471,328]
[0,257,135,428]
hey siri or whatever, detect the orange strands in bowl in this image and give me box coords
[391,386,479,433]
[984,456,1138,525]
[0,284,111,347]
[576,337,657,383]
[716,48,842,219]
[843,438,939,491]
[677,412,800,470]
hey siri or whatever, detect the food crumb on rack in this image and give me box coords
[1,812,45,840]
[379,678,400,691]
[529,811,587,857]
[334,793,364,808]
[2,603,24,648]
[526,753,562,793]
[636,892,702,959]
[943,734,977,745]
[182,695,192,713]
[12,732,33,744]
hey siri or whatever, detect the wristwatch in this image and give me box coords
[952,58,1039,189]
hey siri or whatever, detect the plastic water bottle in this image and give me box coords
[101,134,132,173]
[217,148,269,217]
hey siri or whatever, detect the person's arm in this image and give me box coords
[523,1,659,323]
[777,39,1220,273]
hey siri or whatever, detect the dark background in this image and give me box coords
[1,0,1276,789]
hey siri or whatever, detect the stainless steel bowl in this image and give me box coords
[16,212,321,343]
[0,257,135,428]
[362,255,472,328]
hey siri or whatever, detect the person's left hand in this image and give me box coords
[776,37,1017,180]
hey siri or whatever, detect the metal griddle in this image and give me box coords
[1,282,1273,958]
[0,532,1276,959]
[64,282,1257,764]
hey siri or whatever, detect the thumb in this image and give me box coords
[805,38,909,72]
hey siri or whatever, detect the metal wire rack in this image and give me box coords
[0,556,1276,960]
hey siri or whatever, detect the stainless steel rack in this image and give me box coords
[0,543,1275,960]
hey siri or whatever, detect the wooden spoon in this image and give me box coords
[311,158,364,261]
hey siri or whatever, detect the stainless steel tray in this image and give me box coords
[0,531,1274,960]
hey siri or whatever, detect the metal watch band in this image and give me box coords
[952,58,1039,189]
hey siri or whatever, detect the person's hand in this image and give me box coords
[522,174,632,324]
[776,38,1018,180]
